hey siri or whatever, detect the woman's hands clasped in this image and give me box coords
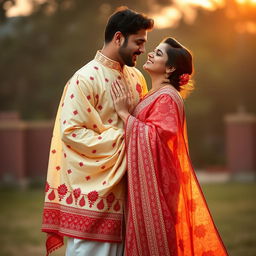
[110,79,133,122]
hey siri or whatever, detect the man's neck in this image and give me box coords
[101,44,124,68]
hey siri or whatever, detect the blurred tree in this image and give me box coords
[0,0,255,167]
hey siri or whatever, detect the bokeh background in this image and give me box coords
[0,0,255,255]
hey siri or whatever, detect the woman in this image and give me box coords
[111,37,228,256]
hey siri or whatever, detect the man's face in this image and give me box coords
[118,29,147,67]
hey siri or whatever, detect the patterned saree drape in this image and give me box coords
[125,86,228,256]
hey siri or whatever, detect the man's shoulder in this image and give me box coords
[126,66,144,79]
[75,60,96,78]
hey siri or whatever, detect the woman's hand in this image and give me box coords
[110,80,131,122]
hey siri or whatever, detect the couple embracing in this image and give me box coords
[42,6,228,256]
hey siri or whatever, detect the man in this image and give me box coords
[42,6,154,256]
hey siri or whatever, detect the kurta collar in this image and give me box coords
[95,51,123,72]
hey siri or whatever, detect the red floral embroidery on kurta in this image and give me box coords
[98,105,103,110]
[57,184,68,200]
[85,176,90,181]
[108,119,113,124]
[113,201,120,211]
[48,190,55,201]
[97,199,105,210]
[87,191,99,207]
[94,66,99,70]
[45,182,50,192]
[87,108,91,113]
[73,188,81,200]
[87,95,91,100]
[79,196,86,207]
[136,83,142,94]
[106,192,115,209]
[56,166,60,171]
[66,193,73,204]
[105,78,109,82]
[70,94,74,99]
[67,169,72,174]
[90,76,94,80]
[51,149,56,154]
[73,110,78,115]
[79,162,84,167]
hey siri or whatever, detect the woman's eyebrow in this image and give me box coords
[154,48,163,54]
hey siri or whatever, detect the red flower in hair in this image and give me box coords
[179,73,190,85]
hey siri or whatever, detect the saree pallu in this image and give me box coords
[125,86,228,256]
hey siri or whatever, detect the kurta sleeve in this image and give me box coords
[133,68,148,97]
[60,74,123,158]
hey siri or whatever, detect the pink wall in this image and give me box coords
[225,108,256,173]
[0,112,53,184]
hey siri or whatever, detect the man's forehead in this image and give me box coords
[129,30,148,41]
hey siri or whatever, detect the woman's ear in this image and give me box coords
[166,66,176,75]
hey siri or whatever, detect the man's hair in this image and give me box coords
[104,6,154,43]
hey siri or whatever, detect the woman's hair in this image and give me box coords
[105,7,154,43]
[162,37,194,96]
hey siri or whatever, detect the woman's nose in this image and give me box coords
[148,52,154,58]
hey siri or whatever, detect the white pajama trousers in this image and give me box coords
[65,238,124,256]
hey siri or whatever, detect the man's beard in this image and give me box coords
[119,46,140,67]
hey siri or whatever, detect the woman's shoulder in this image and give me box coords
[154,86,183,106]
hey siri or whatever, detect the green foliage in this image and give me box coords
[0,0,255,166]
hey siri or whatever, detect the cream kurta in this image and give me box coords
[42,51,147,254]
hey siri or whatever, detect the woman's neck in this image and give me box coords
[150,74,169,92]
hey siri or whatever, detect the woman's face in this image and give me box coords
[143,43,169,74]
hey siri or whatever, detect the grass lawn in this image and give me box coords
[0,182,255,256]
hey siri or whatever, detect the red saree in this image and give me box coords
[125,86,228,256]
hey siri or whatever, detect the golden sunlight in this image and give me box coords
[174,0,224,10]
[236,0,256,5]
[150,0,256,30]
[151,7,182,29]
